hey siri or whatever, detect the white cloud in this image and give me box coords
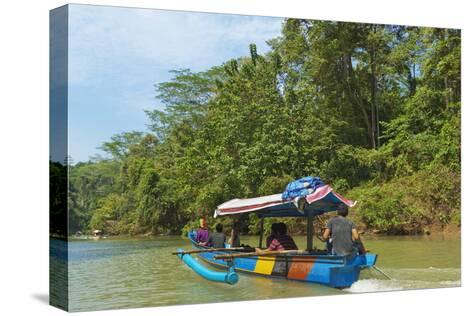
[68,4,283,85]
[66,4,284,162]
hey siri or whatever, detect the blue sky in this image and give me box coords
[68,4,283,162]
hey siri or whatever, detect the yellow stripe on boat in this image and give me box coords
[254,256,276,275]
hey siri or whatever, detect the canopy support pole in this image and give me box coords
[258,217,264,248]
[306,210,314,251]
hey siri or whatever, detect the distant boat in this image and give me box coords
[176,184,377,288]
[92,229,103,240]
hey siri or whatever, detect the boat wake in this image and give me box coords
[344,267,460,293]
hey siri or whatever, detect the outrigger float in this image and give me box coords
[174,184,378,288]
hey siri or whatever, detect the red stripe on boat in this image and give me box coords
[287,257,316,280]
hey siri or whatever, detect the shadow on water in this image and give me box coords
[32,293,49,305]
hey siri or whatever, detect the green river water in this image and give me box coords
[54,234,460,312]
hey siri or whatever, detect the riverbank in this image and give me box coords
[358,223,461,237]
[66,224,461,242]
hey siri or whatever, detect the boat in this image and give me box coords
[91,229,103,240]
[176,184,378,288]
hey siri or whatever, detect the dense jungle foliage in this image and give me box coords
[58,20,461,237]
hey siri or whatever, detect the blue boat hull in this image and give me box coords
[189,233,377,288]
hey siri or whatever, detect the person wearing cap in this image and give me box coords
[196,218,209,243]
[323,204,361,255]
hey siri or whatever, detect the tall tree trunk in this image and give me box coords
[342,54,372,146]
[443,29,451,109]
[444,76,450,109]
[370,58,377,149]
[370,25,378,149]
[407,63,417,96]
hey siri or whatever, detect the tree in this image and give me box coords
[71,21,460,236]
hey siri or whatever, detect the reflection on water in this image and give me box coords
[55,234,460,312]
[50,239,68,310]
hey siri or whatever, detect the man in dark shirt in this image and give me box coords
[206,223,226,248]
[323,204,360,255]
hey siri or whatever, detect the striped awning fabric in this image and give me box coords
[214,185,356,217]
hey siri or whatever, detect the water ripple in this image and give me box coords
[62,236,460,312]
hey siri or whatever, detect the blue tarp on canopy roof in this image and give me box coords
[281,176,325,200]
[214,184,356,218]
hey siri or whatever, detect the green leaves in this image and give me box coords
[100,131,144,160]
[350,166,460,233]
[68,21,460,236]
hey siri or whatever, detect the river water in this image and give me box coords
[55,234,460,311]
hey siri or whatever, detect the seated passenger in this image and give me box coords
[256,223,297,253]
[323,204,360,255]
[205,223,226,248]
[267,223,298,251]
[266,223,279,247]
[196,218,209,243]
[229,221,241,248]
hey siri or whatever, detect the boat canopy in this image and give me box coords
[214,185,356,218]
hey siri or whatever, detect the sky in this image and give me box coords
[67,4,284,162]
